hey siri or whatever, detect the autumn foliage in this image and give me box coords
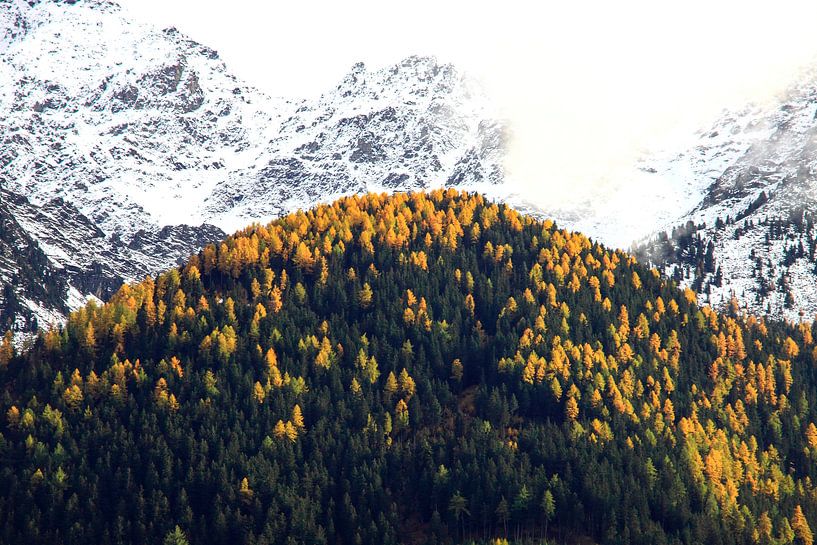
[2,190,817,544]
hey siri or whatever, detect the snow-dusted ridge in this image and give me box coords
[0,0,506,331]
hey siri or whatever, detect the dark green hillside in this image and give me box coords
[2,190,817,545]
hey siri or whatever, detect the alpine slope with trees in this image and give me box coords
[635,66,817,323]
[3,190,817,545]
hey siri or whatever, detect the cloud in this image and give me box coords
[469,1,817,210]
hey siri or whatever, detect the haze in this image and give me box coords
[118,0,817,246]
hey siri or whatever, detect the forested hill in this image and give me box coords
[2,190,817,545]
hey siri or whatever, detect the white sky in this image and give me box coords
[117,0,817,242]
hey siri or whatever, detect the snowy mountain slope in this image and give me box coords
[636,69,817,321]
[4,191,225,298]
[0,0,285,239]
[0,0,506,331]
[203,58,505,232]
[0,191,72,332]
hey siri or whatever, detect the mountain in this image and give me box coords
[0,0,505,332]
[636,70,817,321]
[3,191,817,545]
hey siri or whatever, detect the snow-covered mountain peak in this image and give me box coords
[2,0,505,234]
[196,52,504,232]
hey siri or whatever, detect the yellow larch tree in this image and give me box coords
[292,404,305,430]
